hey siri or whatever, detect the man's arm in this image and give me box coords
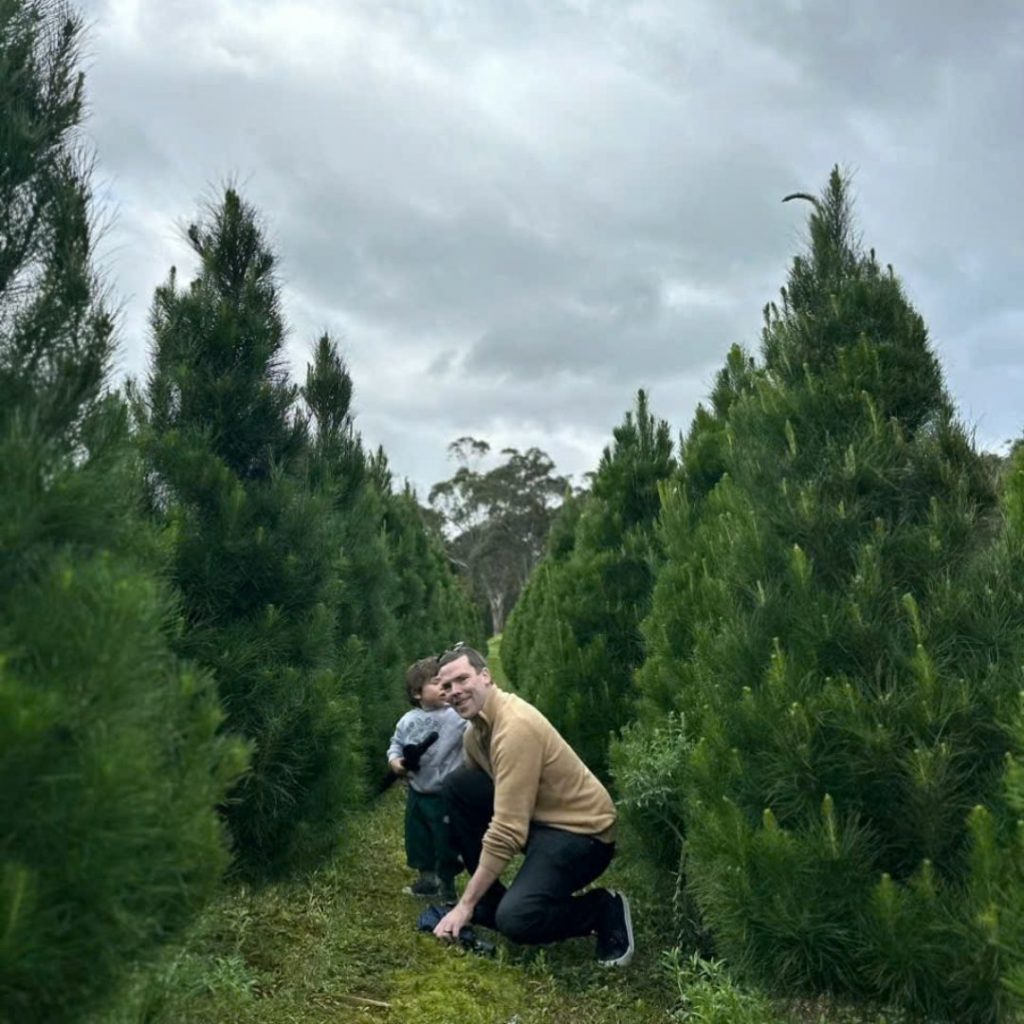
[435,715,545,942]
[476,718,544,874]
[433,862,500,941]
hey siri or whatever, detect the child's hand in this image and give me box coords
[389,758,407,776]
[402,731,439,772]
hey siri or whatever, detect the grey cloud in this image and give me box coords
[463,274,747,381]
[81,0,1024,494]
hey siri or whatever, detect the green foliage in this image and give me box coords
[141,190,362,876]
[0,441,243,1020]
[612,715,692,871]
[1,4,239,1018]
[302,336,482,779]
[636,169,1018,1019]
[664,951,784,1024]
[988,451,1024,1015]
[0,0,113,439]
[503,391,675,777]
[384,478,484,660]
[302,334,402,785]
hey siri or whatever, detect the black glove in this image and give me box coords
[402,731,439,773]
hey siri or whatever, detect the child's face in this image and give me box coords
[418,676,447,710]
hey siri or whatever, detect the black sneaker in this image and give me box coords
[439,878,458,905]
[403,875,440,897]
[596,890,634,967]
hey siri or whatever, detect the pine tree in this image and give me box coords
[504,391,675,777]
[383,475,483,666]
[302,334,403,784]
[142,190,360,875]
[302,337,481,781]
[1,3,241,1019]
[500,492,582,690]
[635,170,1016,1018]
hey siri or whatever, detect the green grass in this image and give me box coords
[90,786,906,1024]
[92,787,675,1024]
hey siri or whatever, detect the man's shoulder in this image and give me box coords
[491,690,550,736]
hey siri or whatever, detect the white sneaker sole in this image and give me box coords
[598,890,635,968]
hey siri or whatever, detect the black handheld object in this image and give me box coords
[416,904,496,957]
[402,730,439,773]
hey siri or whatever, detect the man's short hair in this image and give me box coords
[405,656,440,706]
[437,643,487,672]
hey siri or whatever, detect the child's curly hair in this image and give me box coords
[405,656,440,706]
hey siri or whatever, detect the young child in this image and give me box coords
[387,656,468,903]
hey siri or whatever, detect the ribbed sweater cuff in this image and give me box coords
[479,849,510,877]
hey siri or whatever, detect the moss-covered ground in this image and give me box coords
[93,783,686,1024]
[94,783,906,1024]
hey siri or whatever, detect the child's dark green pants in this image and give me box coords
[405,788,461,881]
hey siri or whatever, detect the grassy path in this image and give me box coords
[100,786,680,1024]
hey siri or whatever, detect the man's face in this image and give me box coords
[437,654,492,719]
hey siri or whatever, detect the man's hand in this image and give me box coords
[433,902,473,942]
[388,758,408,777]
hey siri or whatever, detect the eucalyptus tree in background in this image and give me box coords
[429,438,569,633]
[141,189,360,876]
[629,169,1018,1019]
[502,391,675,778]
[1,2,241,1019]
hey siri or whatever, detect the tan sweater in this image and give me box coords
[464,686,617,876]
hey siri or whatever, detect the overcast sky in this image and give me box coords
[81,0,1024,495]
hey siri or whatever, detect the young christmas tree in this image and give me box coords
[500,491,583,689]
[1,3,241,1019]
[503,391,675,777]
[634,170,1017,1018]
[302,334,403,783]
[382,472,484,668]
[303,337,481,783]
[613,348,759,901]
[141,190,360,875]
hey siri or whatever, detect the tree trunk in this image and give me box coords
[488,590,505,635]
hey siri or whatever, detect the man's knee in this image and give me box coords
[494,893,546,944]
[443,765,473,798]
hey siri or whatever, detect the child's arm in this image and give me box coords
[387,712,412,771]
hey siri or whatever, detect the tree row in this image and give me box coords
[0,4,480,1020]
[502,171,1024,1022]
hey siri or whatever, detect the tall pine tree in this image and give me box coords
[302,334,403,784]
[634,170,1017,1019]
[142,190,360,875]
[503,391,675,777]
[1,3,240,1019]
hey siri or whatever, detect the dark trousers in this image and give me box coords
[405,788,461,881]
[444,765,614,945]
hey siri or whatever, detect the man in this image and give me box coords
[431,644,634,967]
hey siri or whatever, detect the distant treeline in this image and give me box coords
[503,172,1024,1022]
[1,3,480,1021]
